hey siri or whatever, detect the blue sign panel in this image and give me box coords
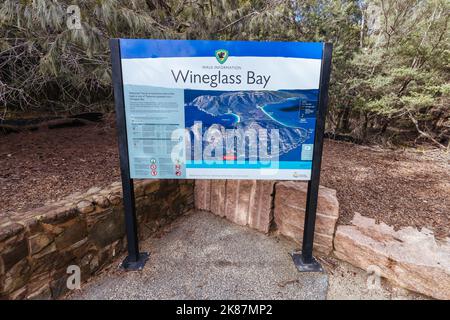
[119,39,324,180]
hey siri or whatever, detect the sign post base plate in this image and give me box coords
[119,252,150,271]
[291,251,323,272]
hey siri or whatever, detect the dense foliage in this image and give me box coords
[0,0,448,146]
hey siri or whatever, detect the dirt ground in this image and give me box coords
[0,123,120,215]
[1,123,449,238]
[320,141,450,239]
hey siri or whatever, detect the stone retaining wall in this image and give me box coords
[195,180,339,255]
[0,180,194,300]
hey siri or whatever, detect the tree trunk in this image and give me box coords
[340,106,352,132]
[379,117,390,135]
[362,112,369,140]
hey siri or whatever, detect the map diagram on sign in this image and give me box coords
[184,89,317,162]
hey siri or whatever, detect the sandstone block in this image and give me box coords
[0,220,24,243]
[194,180,211,211]
[2,259,31,294]
[227,180,254,226]
[108,194,122,206]
[7,286,27,300]
[27,285,52,300]
[275,205,337,236]
[144,180,160,195]
[179,183,193,197]
[133,182,145,197]
[92,195,110,208]
[89,208,125,248]
[273,216,334,254]
[50,275,70,299]
[53,217,87,250]
[210,180,227,217]
[273,181,339,255]
[76,200,95,214]
[28,233,53,255]
[38,206,78,224]
[1,237,29,272]
[248,180,275,233]
[275,181,339,217]
[334,213,450,300]
[86,187,102,195]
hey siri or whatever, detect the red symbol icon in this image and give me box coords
[175,164,181,170]
[150,164,157,170]
[151,171,157,176]
[223,154,236,160]
[175,171,182,176]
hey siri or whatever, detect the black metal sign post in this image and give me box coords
[110,39,149,271]
[292,43,333,272]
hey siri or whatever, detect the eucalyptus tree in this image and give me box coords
[0,0,289,114]
[1,0,448,146]
[348,0,449,146]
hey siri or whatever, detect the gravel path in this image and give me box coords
[68,211,328,300]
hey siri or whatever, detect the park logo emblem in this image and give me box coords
[215,49,229,64]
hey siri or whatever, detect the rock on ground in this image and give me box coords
[326,258,428,300]
[334,213,450,300]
